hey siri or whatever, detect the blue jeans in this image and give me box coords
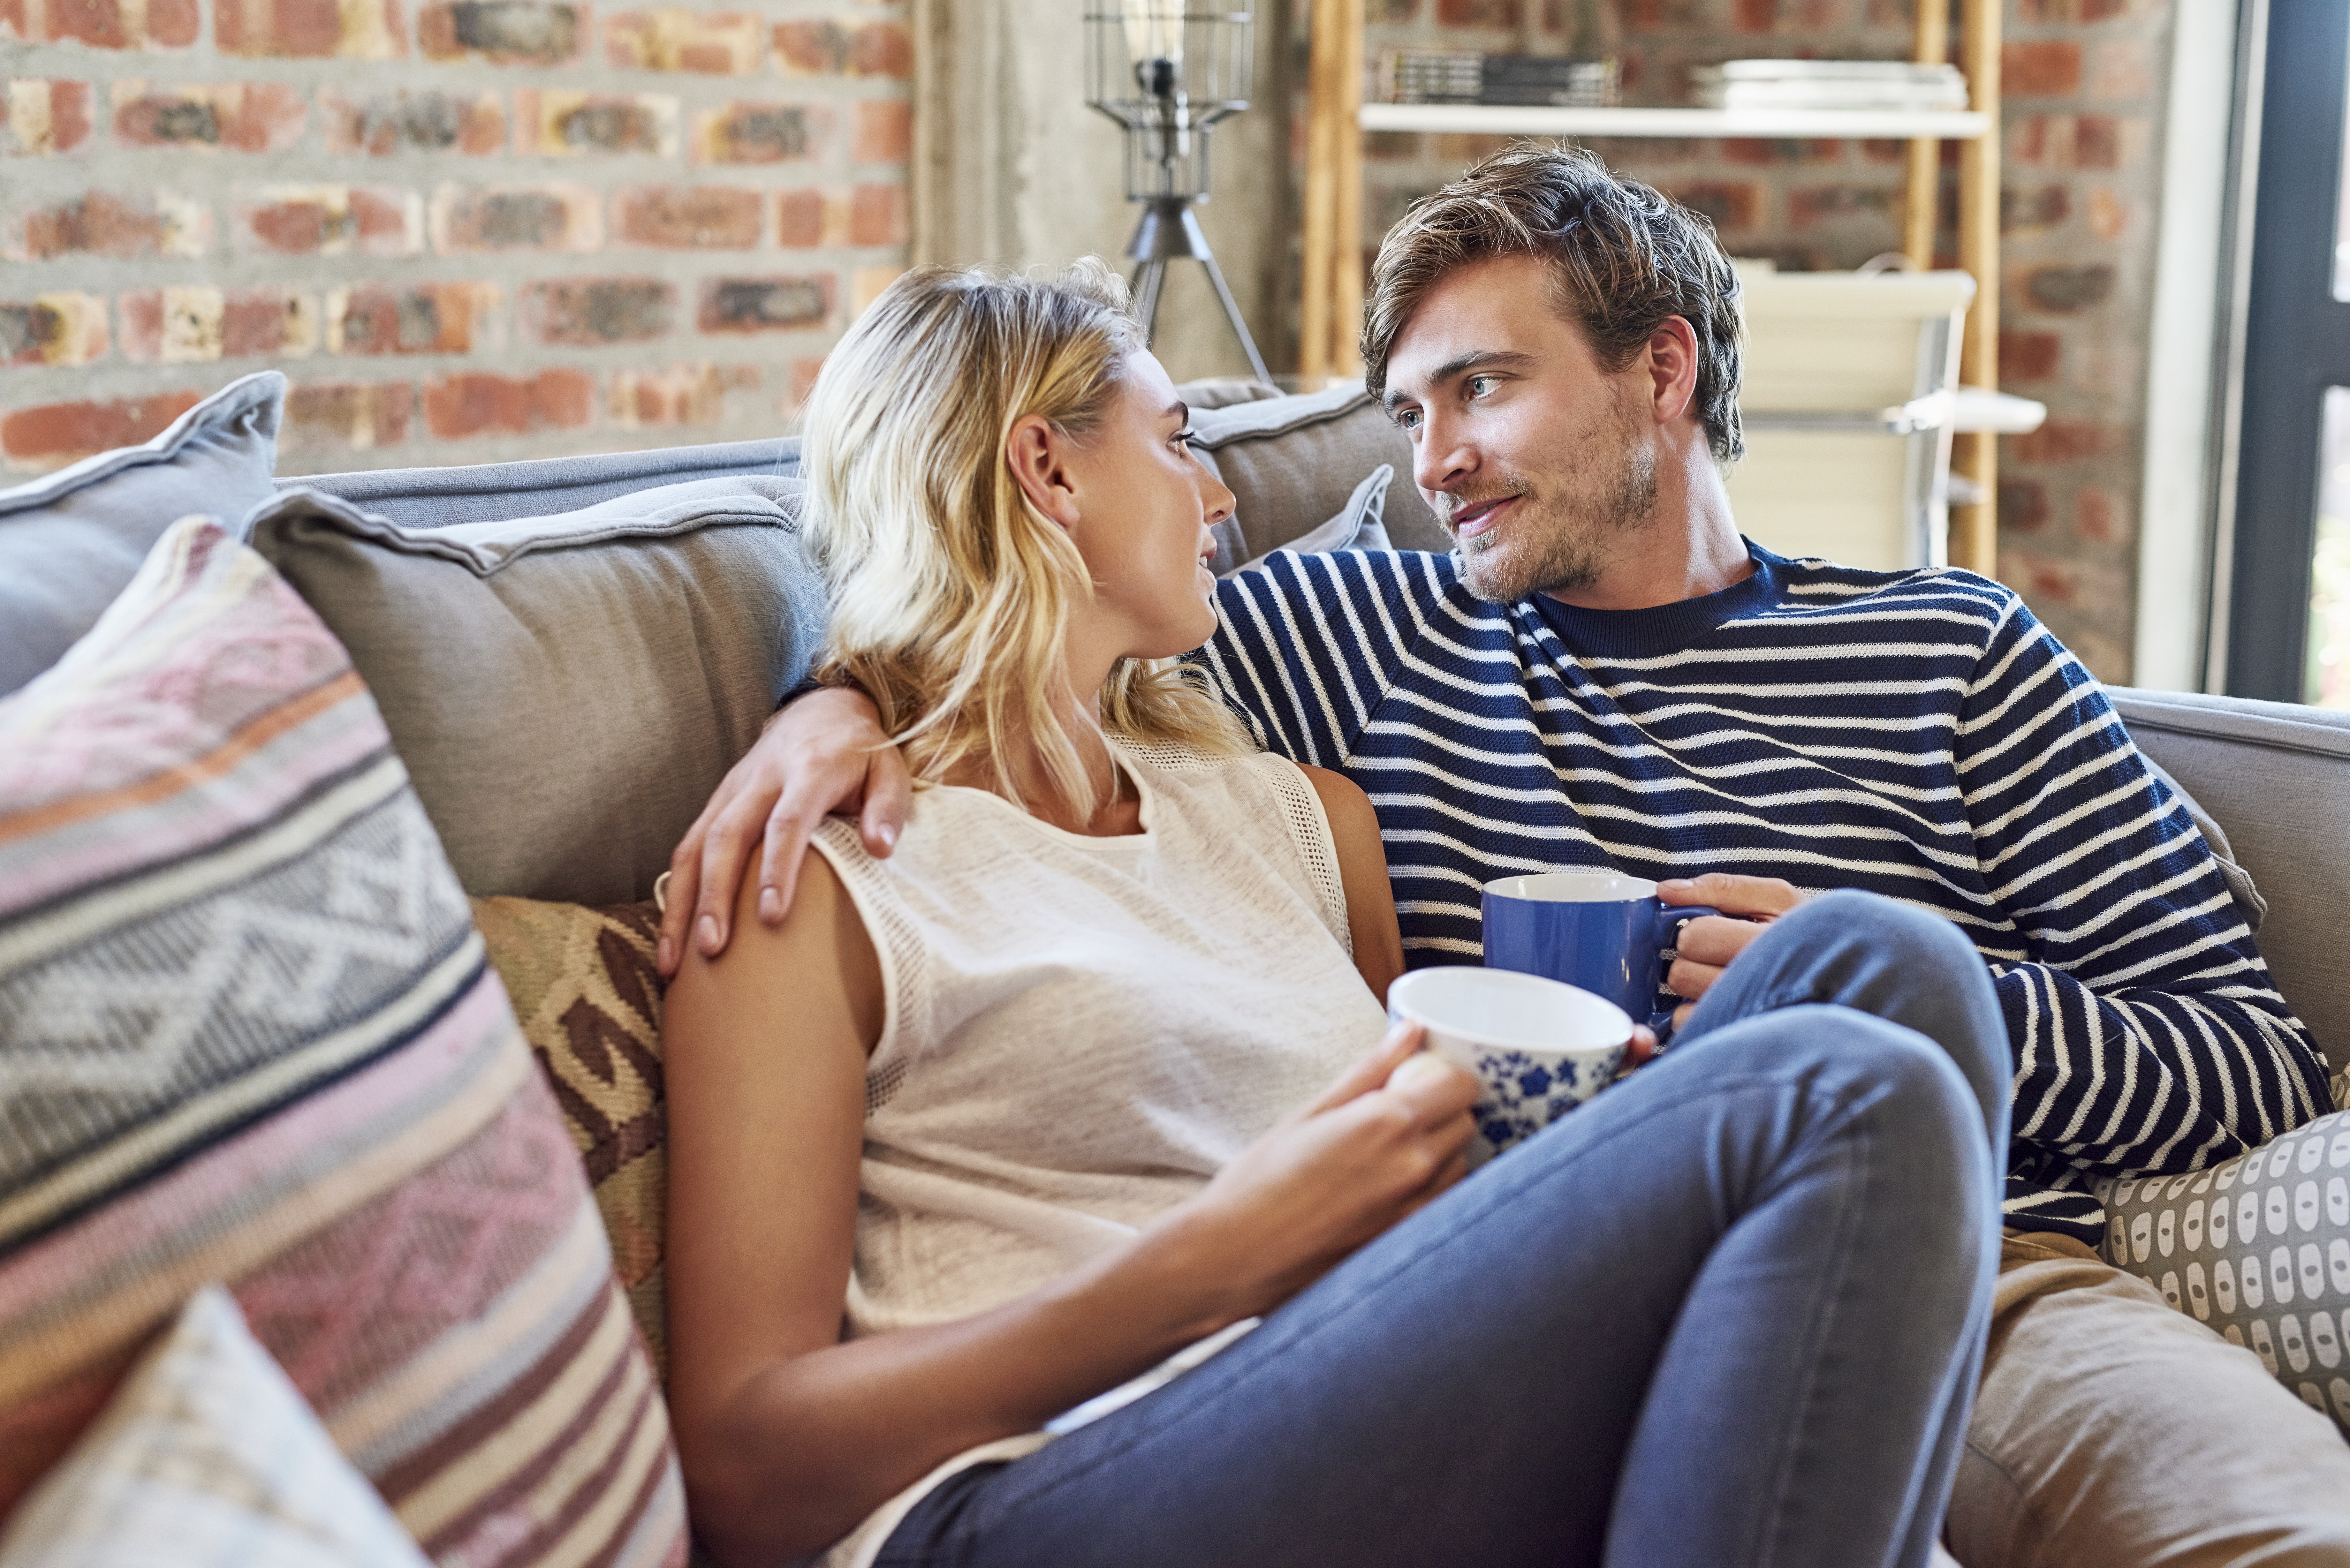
[876,892,2010,1568]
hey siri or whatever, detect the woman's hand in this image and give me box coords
[1142,1022,1481,1332]
[1658,873,1810,1030]
[657,687,914,977]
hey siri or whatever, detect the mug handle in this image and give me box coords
[1649,904,1724,1044]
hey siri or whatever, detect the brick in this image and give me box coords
[216,0,400,57]
[1,0,197,47]
[2000,329,2061,381]
[2025,263,2115,312]
[608,362,756,427]
[285,380,413,451]
[2087,188,2127,241]
[693,101,827,164]
[1720,138,1843,165]
[122,283,319,361]
[2010,418,2120,464]
[605,9,765,72]
[1365,131,1425,162]
[1732,0,1773,29]
[111,81,307,151]
[851,264,904,316]
[785,354,823,413]
[2076,485,2126,545]
[0,293,107,365]
[1435,0,1518,24]
[322,89,505,155]
[516,90,680,156]
[1999,476,2051,531]
[2003,41,2081,97]
[424,368,595,438]
[521,276,676,343]
[235,185,421,256]
[419,0,584,63]
[852,100,908,164]
[429,183,603,251]
[1858,138,1906,165]
[614,185,762,247]
[1789,184,1892,228]
[697,275,830,332]
[2,392,201,472]
[1669,181,1760,231]
[773,19,908,78]
[774,187,846,247]
[2089,38,2154,100]
[849,183,906,247]
[5,81,93,154]
[326,281,500,354]
[8,191,209,260]
[2001,184,2068,233]
[2008,114,2143,171]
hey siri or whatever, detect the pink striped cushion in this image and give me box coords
[0,518,687,1568]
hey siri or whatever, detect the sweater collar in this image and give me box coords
[1522,541,1785,659]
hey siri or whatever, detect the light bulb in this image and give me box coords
[1122,0,1182,84]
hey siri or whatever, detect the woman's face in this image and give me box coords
[1065,351,1237,661]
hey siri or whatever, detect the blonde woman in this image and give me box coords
[662,262,2006,1568]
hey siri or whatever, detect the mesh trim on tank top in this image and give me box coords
[811,818,926,1116]
[1254,755,1351,956]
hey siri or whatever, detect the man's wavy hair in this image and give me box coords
[1363,143,1746,463]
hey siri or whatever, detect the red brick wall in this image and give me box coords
[1355,0,2170,681]
[0,0,910,477]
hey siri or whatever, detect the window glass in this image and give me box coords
[2305,386,2350,705]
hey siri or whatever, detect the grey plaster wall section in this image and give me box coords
[911,0,1292,386]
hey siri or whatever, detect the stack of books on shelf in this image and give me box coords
[1691,59,1968,111]
[1380,48,1622,109]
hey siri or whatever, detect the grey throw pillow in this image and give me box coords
[1188,385,1447,559]
[0,371,283,696]
[244,474,822,906]
[1217,464,1395,577]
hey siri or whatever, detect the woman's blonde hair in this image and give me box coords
[804,259,1251,819]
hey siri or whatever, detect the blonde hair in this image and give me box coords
[804,259,1251,820]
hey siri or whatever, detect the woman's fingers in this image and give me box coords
[855,746,915,859]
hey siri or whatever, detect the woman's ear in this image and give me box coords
[1006,413,1081,534]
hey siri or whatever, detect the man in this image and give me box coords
[659,146,2350,1563]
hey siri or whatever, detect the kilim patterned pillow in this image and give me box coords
[471,896,670,1377]
[2100,1107,2350,1437]
[0,519,688,1567]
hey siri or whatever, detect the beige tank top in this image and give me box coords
[808,738,1389,1567]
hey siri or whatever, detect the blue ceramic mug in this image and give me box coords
[1481,871,1723,1039]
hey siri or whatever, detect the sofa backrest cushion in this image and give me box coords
[246,474,822,905]
[1188,384,1448,559]
[0,519,685,1568]
[0,371,283,698]
[283,436,800,529]
[2112,687,2350,1073]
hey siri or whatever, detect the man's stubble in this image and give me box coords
[1450,388,1660,605]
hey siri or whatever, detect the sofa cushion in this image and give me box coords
[1216,464,1395,577]
[1189,384,1446,559]
[246,474,822,905]
[0,1286,433,1568]
[0,370,283,697]
[2111,688,2350,1074]
[284,436,799,530]
[0,518,686,1568]
[472,896,669,1377]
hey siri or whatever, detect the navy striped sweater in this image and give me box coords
[1199,544,2332,1242]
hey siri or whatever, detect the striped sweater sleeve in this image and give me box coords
[1959,595,2333,1232]
[1198,550,1443,766]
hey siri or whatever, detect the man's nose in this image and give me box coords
[1413,410,1473,498]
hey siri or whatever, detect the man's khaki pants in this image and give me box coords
[1947,1231,2350,1567]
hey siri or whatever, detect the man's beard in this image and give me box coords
[1445,407,1660,604]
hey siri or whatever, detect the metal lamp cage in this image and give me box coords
[1086,4,1253,202]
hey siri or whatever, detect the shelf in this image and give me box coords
[1357,103,1992,140]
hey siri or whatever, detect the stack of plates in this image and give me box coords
[1380,49,1621,109]
[1692,59,1969,111]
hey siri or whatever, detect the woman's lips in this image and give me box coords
[1450,494,1517,540]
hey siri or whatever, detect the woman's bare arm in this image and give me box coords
[1299,765,1404,1000]
[664,852,1479,1567]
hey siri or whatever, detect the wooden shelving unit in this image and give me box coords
[1300,0,2008,575]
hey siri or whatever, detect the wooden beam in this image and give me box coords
[1299,0,1346,381]
[1903,0,1950,268]
[1331,0,1365,377]
[1951,0,2001,577]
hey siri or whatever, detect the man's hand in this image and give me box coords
[1657,873,1809,1030]
[656,688,914,977]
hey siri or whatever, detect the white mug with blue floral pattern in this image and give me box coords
[1386,967,1633,1163]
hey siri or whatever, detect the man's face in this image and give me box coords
[1382,255,1661,603]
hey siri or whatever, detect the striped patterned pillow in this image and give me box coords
[0,518,687,1568]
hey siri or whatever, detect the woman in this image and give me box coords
[662,261,2006,1568]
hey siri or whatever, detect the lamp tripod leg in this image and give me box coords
[1198,246,1273,386]
[1131,260,1169,339]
